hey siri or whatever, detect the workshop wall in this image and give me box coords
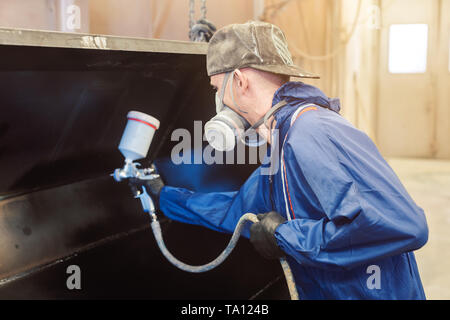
[89,0,254,40]
[0,0,448,159]
[264,0,450,159]
[0,0,254,40]
[339,0,449,158]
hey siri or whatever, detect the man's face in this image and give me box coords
[209,73,228,105]
[209,70,276,144]
[209,73,249,119]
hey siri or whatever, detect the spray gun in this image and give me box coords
[113,111,299,300]
[112,111,161,217]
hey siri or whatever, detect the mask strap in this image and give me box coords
[217,72,232,113]
[247,100,288,132]
[264,100,288,128]
[240,100,288,146]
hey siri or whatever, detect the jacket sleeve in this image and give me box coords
[159,165,272,239]
[274,116,429,270]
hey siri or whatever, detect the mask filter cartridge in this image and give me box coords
[204,106,248,152]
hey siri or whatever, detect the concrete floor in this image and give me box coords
[387,158,450,300]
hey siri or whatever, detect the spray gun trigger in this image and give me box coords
[137,186,156,213]
[129,184,141,197]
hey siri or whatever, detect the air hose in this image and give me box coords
[113,112,299,299]
[149,211,299,300]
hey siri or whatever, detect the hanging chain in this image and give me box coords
[188,0,216,42]
[189,0,195,29]
[200,0,207,20]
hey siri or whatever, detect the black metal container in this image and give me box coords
[0,28,288,299]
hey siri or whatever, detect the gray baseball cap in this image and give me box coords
[206,21,319,79]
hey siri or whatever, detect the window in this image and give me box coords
[388,24,428,74]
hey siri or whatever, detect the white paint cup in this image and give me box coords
[118,111,160,162]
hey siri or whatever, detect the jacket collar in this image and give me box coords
[271,81,341,130]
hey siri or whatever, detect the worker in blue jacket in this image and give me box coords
[145,21,429,299]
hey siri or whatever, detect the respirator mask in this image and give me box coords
[204,70,285,152]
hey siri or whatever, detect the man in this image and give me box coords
[147,21,428,299]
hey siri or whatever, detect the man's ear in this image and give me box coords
[234,69,249,92]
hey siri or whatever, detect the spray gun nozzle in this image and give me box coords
[113,159,161,201]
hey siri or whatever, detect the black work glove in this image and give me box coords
[129,173,165,210]
[250,211,286,259]
[143,175,165,199]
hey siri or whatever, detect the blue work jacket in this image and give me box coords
[159,81,428,299]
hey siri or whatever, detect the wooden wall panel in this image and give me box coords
[267,0,449,159]
[336,0,379,138]
[340,0,449,158]
[377,0,437,157]
[0,0,254,41]
[436,0,450,158]
[263,0,338,95]
[89,0,254,41]
[0,0,57,30]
